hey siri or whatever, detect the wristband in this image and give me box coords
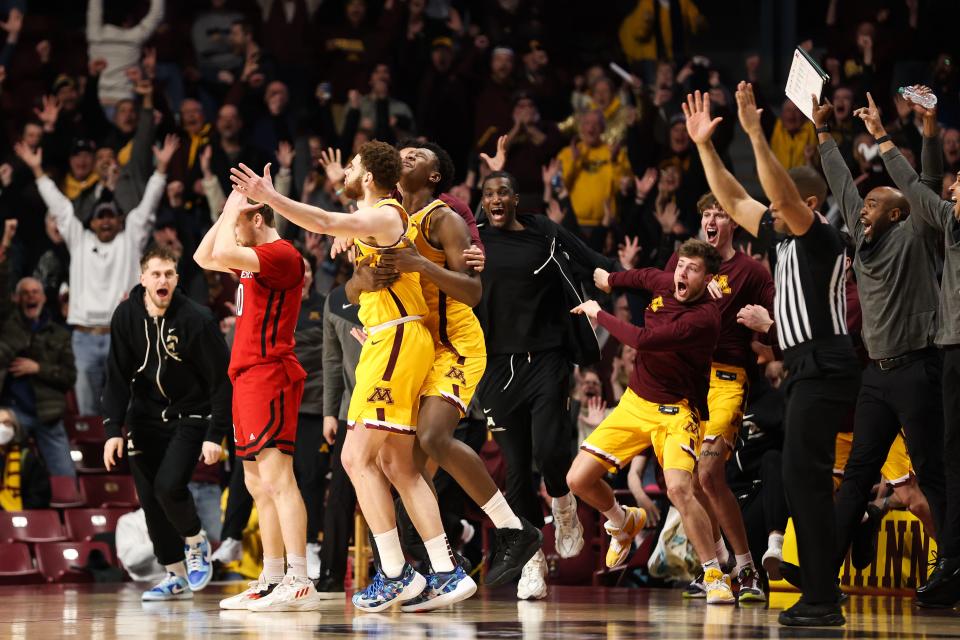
[875,134,891,144]
[815,125,830,134]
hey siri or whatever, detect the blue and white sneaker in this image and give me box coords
[185,531,213,591]
[352,564,426,613]
[400,565,477,613]
[142,573,192,601]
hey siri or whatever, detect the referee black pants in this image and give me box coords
[478,350,574,528]
[782,341,860,605]
[294,412,330,542]
[128,421,205,566]
[833,351,946,568]
[941,346,960,557]
[319,419,356,583]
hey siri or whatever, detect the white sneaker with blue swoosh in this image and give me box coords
[141,573,192,601]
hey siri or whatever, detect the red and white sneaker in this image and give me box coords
[219,574,279,610]
[248,575,324,612]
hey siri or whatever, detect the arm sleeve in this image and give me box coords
[192,317,232,443]
[596,307,715,352]
[131,0,164,43]
[607,267,672,293]
[552,219,618,272]
[819,138,865,238]
[253,242,304,290]
[115,106,157,213]
[86,0,103,41]
[202,174,226,223]
[124,171,165,251]
[36,176,85,249]
[920,134,944,195]
[322,299,345,418]
[102,308,134,438]
[881,146,951,234]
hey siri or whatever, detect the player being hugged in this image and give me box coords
[229,143,476,613]
[194,188,321,611]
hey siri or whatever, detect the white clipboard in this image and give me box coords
[785,48,830,122]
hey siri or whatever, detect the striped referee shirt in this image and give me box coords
[758,211,848,350]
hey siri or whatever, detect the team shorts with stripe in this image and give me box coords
[232,361,304,460]
[420,345,486,416]
[580,388,701,474]
[348,320,434,434]
[700,363,749,456]
[833,431,914,491]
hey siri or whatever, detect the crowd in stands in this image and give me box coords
[0,0,957,586]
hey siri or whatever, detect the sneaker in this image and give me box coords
[314,571,347,600]
[142,573,192,601]
[400,565,478,612]
[185,532,213,591]
[248,574,324,612]
[306,542,322,580]
[917,555,960,608]
[761,545,782,581]
[705,567,735,604]
[778,600,845,626]
[682,571,706,599]
[551,498,584,559]
[517,550,547,600]
[219,574,280,609]
[352,564,426,613]
[604,506,646,568]
[735,566,766,603]
[485,518,543,587]
[211,537,243,564]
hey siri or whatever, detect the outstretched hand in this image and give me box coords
[734,81,764,138]
[811,94,833,129]
[853,92,886,139]
[683,90,723,144]
[571,299,602,320]
[230,162,278,204]
[479,134,508,172]
[319,147,345,186]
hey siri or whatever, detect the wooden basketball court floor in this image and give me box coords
[2,582,958,639]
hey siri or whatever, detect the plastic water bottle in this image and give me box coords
[899,86,937,109]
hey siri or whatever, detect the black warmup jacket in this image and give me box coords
[102,285,232,443]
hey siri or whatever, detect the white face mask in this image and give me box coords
[0,423,14,446]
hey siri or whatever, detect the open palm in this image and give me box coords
[682,90,722,144]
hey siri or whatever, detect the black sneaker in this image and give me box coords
[313,571,346,600]
[778,601,845,627]
[484,518,543,587]
[917,555,960,608]
[736,566,766,603]
[851,503,883,570]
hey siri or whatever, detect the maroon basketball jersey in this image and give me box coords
[229,239,306,380]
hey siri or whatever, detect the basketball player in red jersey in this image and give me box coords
[194,189,323,611]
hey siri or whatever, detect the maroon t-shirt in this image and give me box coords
[600,268,721,417]
[666,250,775,371]
[439,192,484,252]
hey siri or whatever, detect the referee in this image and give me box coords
[686,87,859,627]
[814,97,946,581]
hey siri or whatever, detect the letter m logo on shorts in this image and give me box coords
[444,366,467,385]
[367,387,395,404]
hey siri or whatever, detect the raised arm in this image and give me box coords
[229,163,403,243]
[378,208,481,307]
[737,83,815,235]
[131,0,164,42]
[211,190,267,273]
[193,197,233,273]
[124,135,179,251]
[684,91,767,236]
[813,96,864,236]
[16,144,84,248]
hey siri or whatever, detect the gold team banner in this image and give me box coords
[772,511,937,596]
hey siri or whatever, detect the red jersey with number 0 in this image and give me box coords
[229,239,307,381]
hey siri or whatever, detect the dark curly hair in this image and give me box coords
[397,139,455,195]
[358,140,402,192]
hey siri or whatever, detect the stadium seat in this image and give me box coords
[80,475,139,508]
[49,476,85,509]
[0,510,66,544]
[35,541,114,583]
[0,542,44,584]
[64,508,132,542]
[70,442,112,474]
[64,415,106,444]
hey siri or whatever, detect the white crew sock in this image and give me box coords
[603,502,626,529]
[286,553,307,579]
[482,491,523,530]
[767,532,784,551]
[373,528,406,579]
[165,562,186,577]
[715,537,730,565]
[735,552,754,573]
[263,557,286,583]
[423,533,456,573]
[552,492,575,511]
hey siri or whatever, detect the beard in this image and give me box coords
[343,174,364,200]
